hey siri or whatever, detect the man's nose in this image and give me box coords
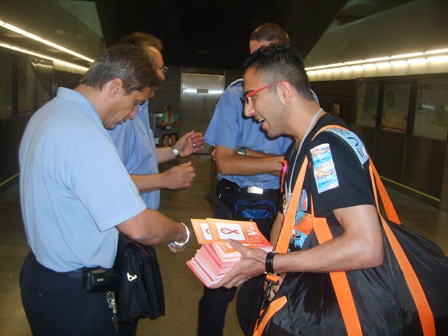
[244,101,255,118]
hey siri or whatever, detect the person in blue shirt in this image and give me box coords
[108,33,205,336]
[19,44,191,336]
[199,23,293,336]
[109,33,205,213]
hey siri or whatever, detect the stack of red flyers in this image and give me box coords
[187,218,272,287]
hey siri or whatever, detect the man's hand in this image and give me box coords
[211,239,267,289]
[176,130,205,157]
[162,161,196,189]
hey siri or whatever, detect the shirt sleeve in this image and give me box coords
[204,86,243,150]
[308,133,375,216]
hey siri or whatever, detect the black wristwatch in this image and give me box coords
[236,147,246,156]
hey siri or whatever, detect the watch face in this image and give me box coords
[237,147,246,155]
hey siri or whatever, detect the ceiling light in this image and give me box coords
[0,43,89,73]
[428,55,448,62]
[391,52,424,59]
[390,60,407,66]
[365,57,390,62]
[376,62,390,67]
[408,58,427,64]
[0,20,94,63]
[343,60,364,65]
[327,63,343,68]
[425,48,448,55]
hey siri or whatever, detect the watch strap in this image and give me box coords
[265,251,279,275]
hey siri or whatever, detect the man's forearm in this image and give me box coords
[117,209,188,246]
[217,154,283,176]
[156,147,177,163]
[244,148,282,158]
[130,174,165,194]
[215,145,284,177]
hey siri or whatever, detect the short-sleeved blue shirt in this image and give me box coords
[108,100,160,210]
[204,80,293,190]
[19,88,146,272]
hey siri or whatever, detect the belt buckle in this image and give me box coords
[247,186,263,194]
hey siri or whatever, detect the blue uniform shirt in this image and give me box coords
[19,88,146,272]
[108,100,160,210]
[204,80,293,190]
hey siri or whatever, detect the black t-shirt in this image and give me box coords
[281,114,375,251]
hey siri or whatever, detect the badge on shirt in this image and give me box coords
[323,128,368,166]
[310,143,339,193]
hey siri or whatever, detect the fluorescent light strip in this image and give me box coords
[0,20,94,63]
[0,43,89,72]
[365,57,390,62]
[408,58,427,64]
[343,60,364,65]
[425,48,448,55]
[305,47,448,71]
[391,52,423,59]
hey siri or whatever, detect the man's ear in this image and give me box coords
[278,81,293,103]
[108,78,123,97]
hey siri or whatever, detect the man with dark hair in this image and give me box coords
[108,32,204,336]
[109,33,204,216]
[19,44,190,336]
[199,23,295,336]
[212,43,384,334]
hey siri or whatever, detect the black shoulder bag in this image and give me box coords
[113,233,165,324]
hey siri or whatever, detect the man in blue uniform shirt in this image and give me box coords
[199,23,292,336]
[109,33,205,211]
[108,32,205,336]
[19,44,190,336]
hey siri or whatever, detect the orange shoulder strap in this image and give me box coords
[312,203,363,336]
[252,296,288,336]
[369,165,435,335]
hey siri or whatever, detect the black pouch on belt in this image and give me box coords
[82,267,120,293]
[216,178,240,196]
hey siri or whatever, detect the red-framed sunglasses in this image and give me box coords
[243,81,281,104]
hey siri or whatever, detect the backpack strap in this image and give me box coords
[311,198,363,336]
[369,166,435,335]
[252,296,288,336]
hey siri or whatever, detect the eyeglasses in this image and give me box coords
[162,66,168,74]
[243,81,281,104]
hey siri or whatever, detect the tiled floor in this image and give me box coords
[0,154,447,335]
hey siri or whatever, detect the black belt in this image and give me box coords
[31,253,84,280]
[217,179,280,196]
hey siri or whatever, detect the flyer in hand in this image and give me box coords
[187,218,272,287]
